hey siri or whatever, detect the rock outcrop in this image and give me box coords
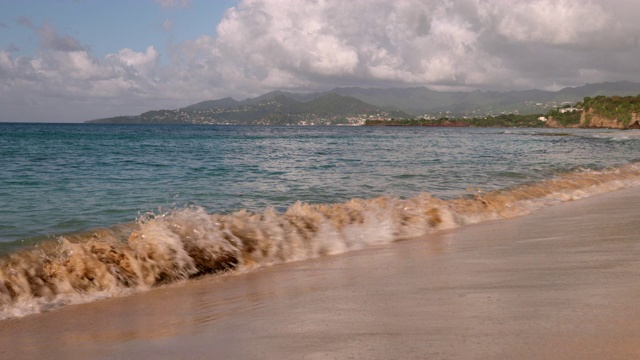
[546,116,580,128]
[548,111,639,129]
[580,110,640,129]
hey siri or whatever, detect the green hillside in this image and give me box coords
[87,82,640,125]
[582,95,640,126]
[87,93,410,125]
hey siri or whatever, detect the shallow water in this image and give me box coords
[2,124,639,248]
[2,123,640,318]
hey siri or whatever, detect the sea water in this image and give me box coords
[1,123,640,318]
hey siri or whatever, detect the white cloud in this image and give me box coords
[212,0,640,92]
[0,50,13,71]
[210,0,492,89]
[0,23,171,121]
[481,0,615,47]
[2,0,640,122]
[107,46,159,75]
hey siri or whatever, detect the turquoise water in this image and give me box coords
[3,122,640,318]
[1,123,639,251]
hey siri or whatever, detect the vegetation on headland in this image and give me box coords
[366,114,547,127]
[581,95,640,127]
[368,95,640,129]
[544,95,640,129]
[546,106,582,127]
[329,81,640,117]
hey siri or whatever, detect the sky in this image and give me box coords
[1,0,640,122]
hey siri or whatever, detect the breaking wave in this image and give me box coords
[2,162,640,320]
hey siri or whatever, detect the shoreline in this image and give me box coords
[2,186,640,359]
[2,162,640,320]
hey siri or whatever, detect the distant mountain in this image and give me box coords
[183,97,240,110]
[88,93,410,125]
[324,81,640,116]
[87,81,640,124]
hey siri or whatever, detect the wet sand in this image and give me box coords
[2,187,640,359]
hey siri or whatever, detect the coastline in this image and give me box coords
[2,186,640,359]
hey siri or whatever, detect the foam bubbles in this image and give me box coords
[2,162,640,320]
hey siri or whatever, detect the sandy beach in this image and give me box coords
[2,186,640,359]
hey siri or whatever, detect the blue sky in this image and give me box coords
[1,0,235,60]
[1,0,640,122]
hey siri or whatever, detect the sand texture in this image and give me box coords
[1,187,640,359]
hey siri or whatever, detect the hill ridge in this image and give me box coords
[86,81,640,125]
[88,93,409,125]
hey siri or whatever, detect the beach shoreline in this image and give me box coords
[2,186,640,359]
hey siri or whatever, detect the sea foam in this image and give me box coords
[2,162,640,320]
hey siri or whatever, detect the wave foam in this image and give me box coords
[2,163,640,319]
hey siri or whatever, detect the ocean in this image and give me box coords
[1,123,640,319]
